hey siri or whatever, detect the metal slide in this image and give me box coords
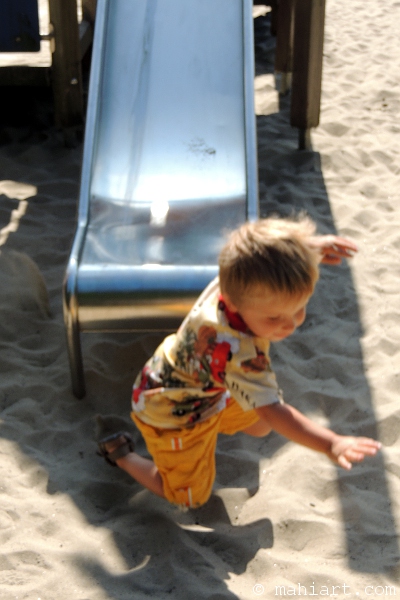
[63,0,258,397]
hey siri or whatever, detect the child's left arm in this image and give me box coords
[256,402,381,469]
[308,234,358,265]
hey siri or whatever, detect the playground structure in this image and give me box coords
[256,0,326,150]
[0,0,94,132]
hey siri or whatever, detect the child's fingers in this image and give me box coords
[335,438,381,469]
[344,448,367,463]
[330,236,358,253]
[319,245,357,264]
[337,455,353,470]
[337,449,367,469]
[320,254,344,265]
[352,439,382,455]
[340,440,381,466]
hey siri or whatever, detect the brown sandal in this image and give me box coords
[97,431,135,466]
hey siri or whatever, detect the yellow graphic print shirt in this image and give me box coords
[132,278,283,429]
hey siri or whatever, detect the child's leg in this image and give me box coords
[242,419,272,438]
[101,435,165,498]
[95,417,166,498]
[132,414,222,508]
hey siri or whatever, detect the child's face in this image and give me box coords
[227,288,312,342]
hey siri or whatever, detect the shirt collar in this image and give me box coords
[218,295,250,334]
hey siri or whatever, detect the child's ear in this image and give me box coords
[222,293,240,313]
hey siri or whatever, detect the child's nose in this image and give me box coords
[282,310,305,334]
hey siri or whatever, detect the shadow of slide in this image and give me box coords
[255,88,398,584]
[253,11,399,575]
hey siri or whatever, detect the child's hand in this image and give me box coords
[308,235,358,265]
[329,435,381,470]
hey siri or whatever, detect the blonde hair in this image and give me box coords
[218,215,320,305]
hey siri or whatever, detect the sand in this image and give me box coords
[0,1,399,598]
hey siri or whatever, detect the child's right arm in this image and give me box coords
[255,402,381,469]
[307,234,358,265]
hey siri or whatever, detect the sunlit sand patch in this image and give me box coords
[255,74,279,116]
[0,180,37,247]
[253,5,271,19]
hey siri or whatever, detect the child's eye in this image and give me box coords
[267,316,280,322]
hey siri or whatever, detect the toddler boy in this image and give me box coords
[97,216,381,509]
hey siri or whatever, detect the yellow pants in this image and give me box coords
[131,399,259,508]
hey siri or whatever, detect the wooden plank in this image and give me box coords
[274,0,295,94]
[290,0,326,139]
[274,0,294,73]
[82,0,97,25]
[0,66,50,86]
[269,0,278,36]
[48,0,83,130]
[79,20,93,61]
